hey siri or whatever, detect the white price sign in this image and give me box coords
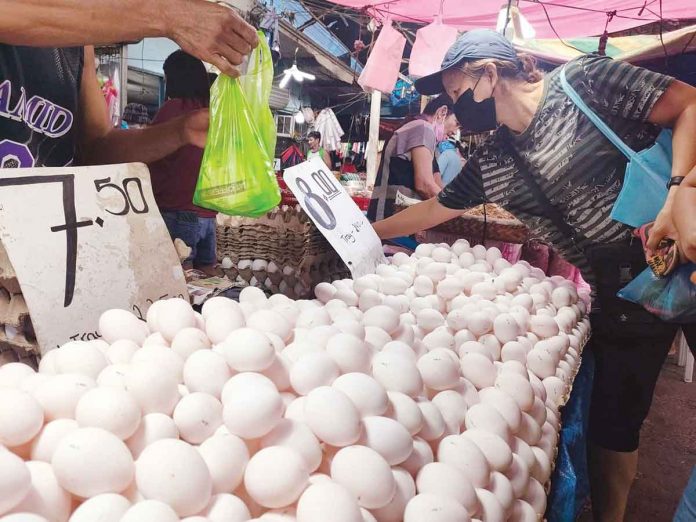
[283,158,386,278]
[0,163,188,352]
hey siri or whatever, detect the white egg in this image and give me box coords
[261,354,292,392]
[124,362,179,416]
[510,499,538,522]
[526,349,557,380]
[103,340,138,366]
[51,427,133,497]
[205,307,246,345]
[119,500,179,522]
[0,388,43,447]
[304,386,361,446]
[324,334,370,374]
[183,349,232,399]
[358,416,413,465]
[331,445,396,509]
[219,328,275,372]
[364,327,392,351]
[478,334,502,361]
[529,396,548,426]
[464,403,511,443]
[0,450,31,514]
[53,341,108,380]
[370,467,416,522]
[290,352,340,395]
[33,373,96,421]
[530,315,560,339]
[478,387,522,433]
[475,488,505,522]
[143,332,169,347]
[492,313,520,344]
[98,309,148,345]
[173,392,222,444]
[523,478,547,516]
[384,391,423,436]
[415,309,445,332]
[530,446,552,484]
[415,400,446,441]
[437,435,490,488]
[332,373,388,418]
[170,328,212,360]
[431,390,468,434]
[517,412,542,446]
[460,353,497,390]
[125,413,179,459]
[68,493,131,522]
[74,386,141,440]
[505,453,531,498]
[202,493,250,522]
[244,446,309,509]
[223,374,282,439]
[136,438,212,516]
[296,482,363,522]
[415,462,477,512]
[462,428,512,473]
[404,493,471,522]
[198,432,249,493]
[8,460,70,522]
[543,376,568,407]
[371,352,423,398]
[260,418,322,472]
[494,372,534,412]
[417,349,460,391]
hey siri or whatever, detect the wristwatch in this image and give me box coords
[667,176,685,190]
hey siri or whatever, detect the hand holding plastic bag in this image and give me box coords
[194,31,280,217]
[618,262,696,323]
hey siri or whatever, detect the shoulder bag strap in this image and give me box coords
[504,135,586,256]
[559,64,637,161]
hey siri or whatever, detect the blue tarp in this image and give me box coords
[547,350,595,521]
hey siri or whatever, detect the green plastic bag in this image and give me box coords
[194,32,280,216]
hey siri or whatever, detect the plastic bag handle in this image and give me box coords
[560,65,636,161]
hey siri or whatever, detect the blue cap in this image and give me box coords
[415,29,520,95]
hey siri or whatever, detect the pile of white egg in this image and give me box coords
[0,240,589,522]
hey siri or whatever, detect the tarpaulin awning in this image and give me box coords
[516,23,696,63]
[325,0,696,39]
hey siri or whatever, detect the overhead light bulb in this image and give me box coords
[496,3,536,40]
[294,111,305,124]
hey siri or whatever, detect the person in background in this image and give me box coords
[121,103,150,129]
[437,137,465,186]
[0,0,257,170]
[307,130,332,169]
[367,93,456,222]
[372,29,696,522]
[148,51,218,276]
[340,155,358,174]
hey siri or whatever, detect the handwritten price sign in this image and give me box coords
[0,163,188,353]
[283,158,386,278]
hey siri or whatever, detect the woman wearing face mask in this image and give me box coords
[372,29,696,522]
[367,94,457,222]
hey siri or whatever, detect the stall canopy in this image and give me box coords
[325,0,695,39]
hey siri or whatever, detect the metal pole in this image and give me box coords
[366,90,381,187]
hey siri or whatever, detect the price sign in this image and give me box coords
[283,158,386,278]
[0,163,188,352]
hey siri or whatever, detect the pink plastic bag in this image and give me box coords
[358,21,406,94]
[409,18,459,79]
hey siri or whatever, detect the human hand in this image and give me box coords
[180,109,210,149]
[167,0,258,77]
[646,200,678,253]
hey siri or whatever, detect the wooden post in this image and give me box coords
[366,90,382,187]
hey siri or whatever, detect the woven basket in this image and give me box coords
[394,193,528,244]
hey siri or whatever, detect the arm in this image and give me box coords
[0,0,257,76]
[77,47,206,165]
[646,79,696,250]
[673,170,696,262]
[322,150,333,170]
[372,197,462,239]
[412,146,441,200]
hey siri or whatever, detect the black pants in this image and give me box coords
[586,242,696,452]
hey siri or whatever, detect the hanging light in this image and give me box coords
[279,48,316,90]
[496,2,536,40]
[294,110,306,124]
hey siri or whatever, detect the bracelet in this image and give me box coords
[667,176,685,190]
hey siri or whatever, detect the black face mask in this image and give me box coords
[453,75,498,133]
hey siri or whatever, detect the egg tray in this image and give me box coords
[394,203,529,244]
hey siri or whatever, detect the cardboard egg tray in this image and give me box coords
[0,243,40,368]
